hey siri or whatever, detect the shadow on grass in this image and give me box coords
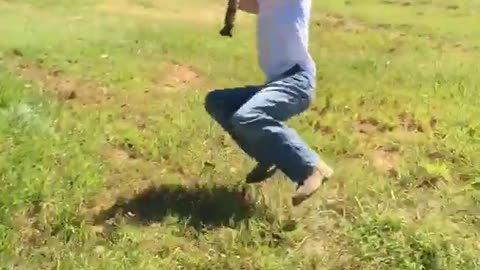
[94,183,256,230]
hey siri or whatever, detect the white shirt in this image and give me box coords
[256,0,316,82]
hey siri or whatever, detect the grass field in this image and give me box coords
[1,0,480,269]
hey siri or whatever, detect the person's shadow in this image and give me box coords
[94,183,257,230]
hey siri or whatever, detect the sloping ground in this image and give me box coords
[0,0,479,269]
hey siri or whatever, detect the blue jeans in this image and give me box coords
[204,64,321,184]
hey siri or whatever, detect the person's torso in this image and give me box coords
[256,0,315,82]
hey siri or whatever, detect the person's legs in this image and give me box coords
[205,85,259,134]
[229,65,333,203]
[205,85,275,169]
[205,85,278,182]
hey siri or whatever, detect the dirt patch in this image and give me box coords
[380,0,429,6]
[15,62,112,106]
[445,4,460,10]
[354,117,390,135]
[354,113,426,144]
[355,121,379,134]
[13,207,43,247]
[315,13,367,33]
[100,145,134,164]
[11,52,201,117]
[371,147,401,176]
[398,112,424,133]
[298,237,329,257]
[313,122,334,135]
[427,151,446,160]
[154,63,200,92]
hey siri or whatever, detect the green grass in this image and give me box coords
[1,0,480,269]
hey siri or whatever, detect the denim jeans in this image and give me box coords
[204,64,321,184]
